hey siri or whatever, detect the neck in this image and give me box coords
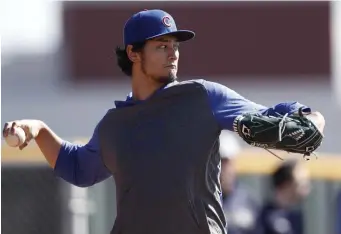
[274,190,293,209]
[131,75,165,101]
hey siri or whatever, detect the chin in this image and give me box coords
[169,71,178,80]
[154,72,177,84]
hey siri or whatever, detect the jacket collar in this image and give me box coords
[114,81,179,108]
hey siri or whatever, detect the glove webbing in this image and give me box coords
[265,110,318,161]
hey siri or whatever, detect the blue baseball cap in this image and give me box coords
[123,9,195,46]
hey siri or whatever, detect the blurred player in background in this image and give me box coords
[256,159,310,234]
[219,131,259,234]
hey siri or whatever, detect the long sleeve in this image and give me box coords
[201,80,311,131]
[54,123,111,187]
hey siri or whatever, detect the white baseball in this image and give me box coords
[5,127,26,147]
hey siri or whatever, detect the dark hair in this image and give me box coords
[271,159,299,189]
[115,42,146,77]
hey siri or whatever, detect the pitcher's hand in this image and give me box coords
[3,120,43,150]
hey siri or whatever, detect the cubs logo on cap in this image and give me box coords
[162,16,172,27]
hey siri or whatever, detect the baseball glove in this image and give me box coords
[233,107,324,160]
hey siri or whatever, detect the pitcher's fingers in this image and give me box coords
[2,122,10,137]
[19,142,28,150]
[25,134,33,144]
[10,122,17,134]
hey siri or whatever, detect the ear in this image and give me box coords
[126,45,141,63]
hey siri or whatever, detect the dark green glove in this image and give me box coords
[233,107,324,158]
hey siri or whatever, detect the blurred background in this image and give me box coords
[1,1,341,234]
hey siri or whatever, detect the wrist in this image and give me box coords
[32,120,47,138]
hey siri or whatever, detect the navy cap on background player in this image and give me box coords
[123,9,195,46]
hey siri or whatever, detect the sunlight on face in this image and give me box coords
[141,35,180,82]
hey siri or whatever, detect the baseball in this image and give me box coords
[5,127,26,147]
